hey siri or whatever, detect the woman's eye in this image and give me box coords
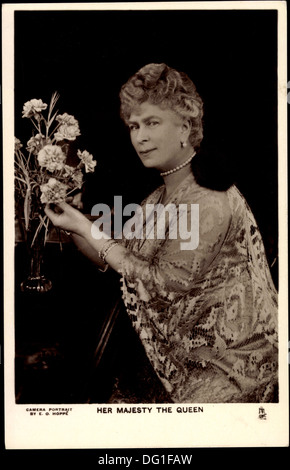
[129,124,138,131]
[147,121,159,127]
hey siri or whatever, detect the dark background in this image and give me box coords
[13,8,279,405]
[14,8,278,270]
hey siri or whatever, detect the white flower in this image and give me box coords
[56,113,79,126]
[63,164,75,177]
[22,99,48,118]
[77,149,97,173]
[54,124,81,141]
[40,178,68,204]
[38,145,66,172]
[71,169,84,189]
[26,133,47,155]
[15,137,23,151]
[54,113,81,142]
[63,165,83,189]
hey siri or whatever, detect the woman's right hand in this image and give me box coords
[44,202,91,237]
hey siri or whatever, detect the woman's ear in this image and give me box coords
[180,118,192,140]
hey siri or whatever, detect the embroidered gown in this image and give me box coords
[119,173,278,403]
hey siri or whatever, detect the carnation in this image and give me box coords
[54,123,81,142]
[56,113,79,126]
[40,178,68,204]
[22,99,48,118]
[38,145,66,172]
[63,165,84,189]
[15,137,23,151]
[77,149,97,173]
[26,133,47,155]
[63,164,75,177]
[71,169,84,188]
[54,113,81,142]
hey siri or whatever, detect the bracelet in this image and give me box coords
[98,239,119,262]
[99,240,119,262]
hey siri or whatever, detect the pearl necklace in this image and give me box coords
[160,151,196,177]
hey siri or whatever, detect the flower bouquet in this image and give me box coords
[15,92,97,292]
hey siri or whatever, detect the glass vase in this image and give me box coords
[20,217,52,293]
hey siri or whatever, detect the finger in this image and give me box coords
[44,204,58,222]
[55,201,70,211]
[72,201,83,209]
[65,197,82,209]
[48,201,73,216]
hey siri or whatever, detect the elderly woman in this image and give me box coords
[45,63,278,403]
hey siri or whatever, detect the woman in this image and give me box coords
[45,63,278,403]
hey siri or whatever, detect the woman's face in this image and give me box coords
[128,102,189,172]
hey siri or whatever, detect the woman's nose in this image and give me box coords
[136,126,149,143]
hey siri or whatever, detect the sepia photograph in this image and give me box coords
[3,1,288,449]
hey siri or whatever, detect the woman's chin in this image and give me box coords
[141,161,158,170]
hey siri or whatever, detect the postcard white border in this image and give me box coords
[2,1,289,449]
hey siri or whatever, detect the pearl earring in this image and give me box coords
[181,141,187,148]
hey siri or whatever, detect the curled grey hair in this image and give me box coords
[119,63,204,149]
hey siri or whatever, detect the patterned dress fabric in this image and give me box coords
[119,172,278,403]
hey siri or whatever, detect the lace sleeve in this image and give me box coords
[119,190,231,300]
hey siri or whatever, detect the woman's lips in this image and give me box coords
[139,148,156,156]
